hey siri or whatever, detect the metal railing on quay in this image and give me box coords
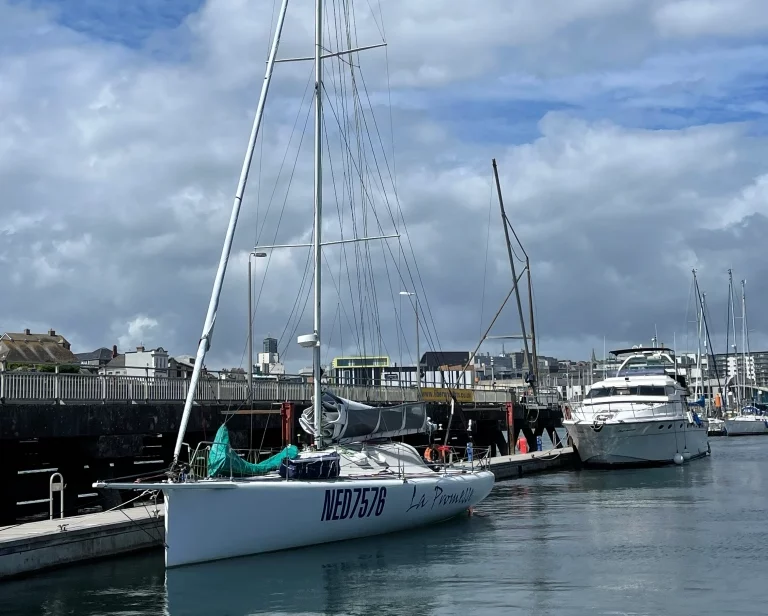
[0,371,516,404]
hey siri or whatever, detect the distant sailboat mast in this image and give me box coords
[741,279,748,404]
[726,269,739,408]
[603,336,606,379]
[694,270,703,400]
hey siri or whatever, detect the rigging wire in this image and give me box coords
[239,64,316,370]
[354,68,445,355]
[320,86,442,358]
[243,0,450,379]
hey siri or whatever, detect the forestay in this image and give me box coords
[299,391,434,445]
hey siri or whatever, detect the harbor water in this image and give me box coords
[2,436,766,615]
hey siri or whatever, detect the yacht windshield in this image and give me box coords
[586,385,671,399]
[617,354,674,377]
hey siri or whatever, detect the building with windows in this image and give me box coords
[330,356,405,386]
[328,353,474,388]
[257,337,285,375]
[101,345,169,377]
[169,355,195,379]
[76,345,119,373]
[709,351,768,388]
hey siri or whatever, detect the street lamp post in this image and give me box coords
[248,252,267,406]
[399,291,420,396]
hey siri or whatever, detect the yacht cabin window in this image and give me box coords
[586,385,670,399]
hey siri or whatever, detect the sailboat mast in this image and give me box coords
[312,0,324,448]
[697,285,723,412]
[171,0,291,465]
[741,279,747,403]
[702,292,709,405]
[727,269,739,407]
[491,159,534,391]
[693,270,702,399]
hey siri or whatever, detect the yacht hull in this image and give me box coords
[161,471,494,568]
[725,417,768,436]
[563,419,709,467]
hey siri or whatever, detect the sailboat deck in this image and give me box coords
[97,466,483,491]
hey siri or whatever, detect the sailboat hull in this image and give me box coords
[725,417,768,436]
[163,471,494,568]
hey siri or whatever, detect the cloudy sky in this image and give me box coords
[2,0,767,372]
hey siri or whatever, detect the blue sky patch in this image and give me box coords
[21,0,204,48]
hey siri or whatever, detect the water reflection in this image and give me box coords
[1,516,492,616]
[165,515,492,616]
[2,437,767,616]
[0,553,165,616]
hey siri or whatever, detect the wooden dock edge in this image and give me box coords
[0,508,164,579]
[458,446,576,481]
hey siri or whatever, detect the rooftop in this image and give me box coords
[0,329,78,365]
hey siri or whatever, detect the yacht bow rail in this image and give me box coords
[569,401,690,422]
[0,372,513,404]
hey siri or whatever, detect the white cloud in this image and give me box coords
[116,315,160,351]
[717,173,768,228]
[1,0,768,369]
[655,0,768,38]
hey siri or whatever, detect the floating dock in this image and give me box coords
[0,506,163,579]
[466,446,576,480]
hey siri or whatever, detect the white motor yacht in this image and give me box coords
[563,347,709,467]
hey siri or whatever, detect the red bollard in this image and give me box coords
[280,402,294,447]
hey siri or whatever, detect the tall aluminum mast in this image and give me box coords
[171,0,291,466]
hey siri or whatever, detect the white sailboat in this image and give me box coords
[725,279,768,436]
[94,0,494,568]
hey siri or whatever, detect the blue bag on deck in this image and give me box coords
[279,452,340,480]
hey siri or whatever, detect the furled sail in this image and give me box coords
[299,391,434,444]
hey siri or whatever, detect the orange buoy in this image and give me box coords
[517,437,528,454]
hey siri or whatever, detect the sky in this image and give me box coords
[2,0,768,373]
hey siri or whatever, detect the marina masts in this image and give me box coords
[693,275,723,413]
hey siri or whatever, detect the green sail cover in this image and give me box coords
[207,424,299,478]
